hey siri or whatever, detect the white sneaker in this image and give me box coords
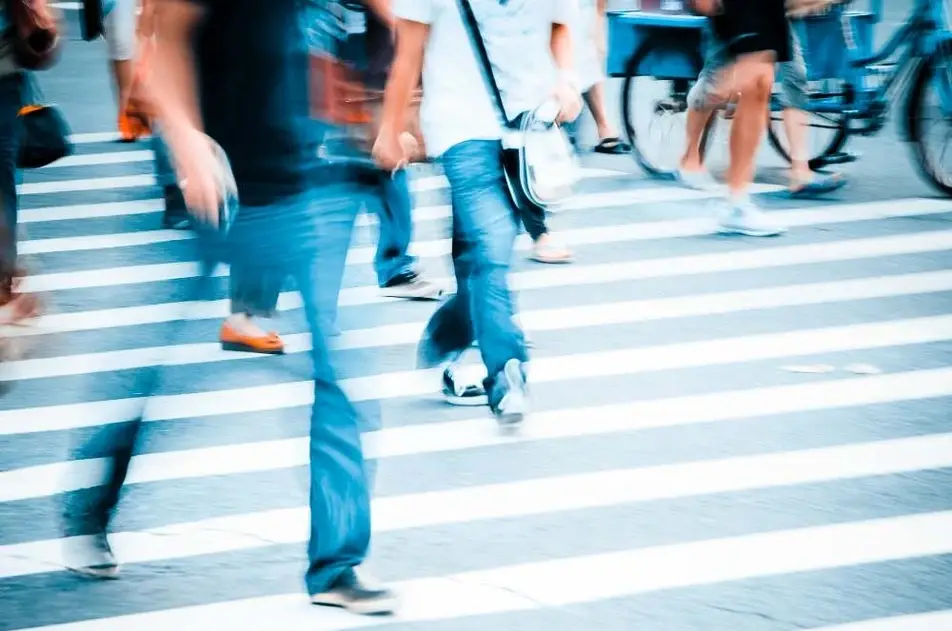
[715,199,787,237]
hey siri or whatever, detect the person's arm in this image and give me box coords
[149,0,221,217]
[551,0,582,121]
[373,1,431,170]
[150,0,204,132]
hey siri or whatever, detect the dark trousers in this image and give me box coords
[0,73,22,274]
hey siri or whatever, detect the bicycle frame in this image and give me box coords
[803,0,951,122]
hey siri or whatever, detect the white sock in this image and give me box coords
[728,190,751,207]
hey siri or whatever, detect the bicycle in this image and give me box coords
[608,0,952,195]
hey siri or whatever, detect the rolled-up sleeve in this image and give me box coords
[394,0,436,24]
[553,0,577,25]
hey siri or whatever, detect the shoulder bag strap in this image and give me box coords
[455,0,512,128]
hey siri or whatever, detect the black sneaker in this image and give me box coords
[161,185,191,230]
[310,568,399,615]
[442,366,488,406]
[489,358,528,428]
[381,271,443,300]
[64,532,120,579]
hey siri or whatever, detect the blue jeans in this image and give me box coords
[152,127,176,188]
[372,168,416,287]
[418,140,528,403]
[68,182,375,595]
[0,73,22,271]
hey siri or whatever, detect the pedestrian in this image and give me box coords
[678,0,789,237]
[374,0,583,426]
[216,0,440,357]
[0,0,40,358]
[63,0,398,615]
[573,0,631,155]
[679,0,847,199]
[104,0,145,141]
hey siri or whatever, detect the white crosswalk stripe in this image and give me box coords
[2,140,951,631]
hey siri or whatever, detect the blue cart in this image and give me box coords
[606,0,952,195]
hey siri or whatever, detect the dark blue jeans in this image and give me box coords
[418,140,528,402]
[152,126,176,188]
[372,168,416,287]
[0,73,22,271]
[69,183,376,595]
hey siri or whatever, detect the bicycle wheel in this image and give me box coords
[621,37,715,179]
[908,39,952,197]
[766,94,850,170]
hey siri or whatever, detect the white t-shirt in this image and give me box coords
[572,0,603,92]
[394,0,576,158]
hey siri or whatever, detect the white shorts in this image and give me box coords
[104,0,137,61]
[571,0,604,93]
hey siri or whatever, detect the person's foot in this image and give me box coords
[161,185,191,230]
[310,568,399,615]
[220,315,285,354]
[593,137,631,154]
[117,111,146,143]
[787,171,847,198]
[380,271,443,300]
[715,197,787,237]
[64,529,120,579]
[442,365,488,406]
[488,358,528,428]
[529,233,573,264]
[676,166,718,191]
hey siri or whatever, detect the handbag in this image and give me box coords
[17,74,72,168]
[7,0,61,70]
[456,0,580,211]
[306,1,424,167]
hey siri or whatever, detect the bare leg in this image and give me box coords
[583,83,616,140]
[680,107,715,172]
[111,59,135,113]
[781,107,813,183]
[725,59,774,198]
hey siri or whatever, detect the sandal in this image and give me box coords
[219,322,286,355]
[593,137,632,155]
[788,173,847,198]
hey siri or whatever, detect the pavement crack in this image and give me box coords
[705,603,809,628]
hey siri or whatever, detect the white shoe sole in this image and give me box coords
[310,592,401,616]
[717,224,787,237]
[493,359,527,427]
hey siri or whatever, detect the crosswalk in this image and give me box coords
[2,137,952,631]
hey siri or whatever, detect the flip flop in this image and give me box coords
[593,137,632,155]
[788,173,847,198]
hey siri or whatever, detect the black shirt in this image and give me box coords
[191,0,317,206]
[712,0,792,62]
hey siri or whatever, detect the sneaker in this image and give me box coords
[715,198,786,237]
[310,568,399,616]
[161,185,191,230]
[442,366,488,406]
[489,358,528,428]
[676,168,718,191]
[381,271,443,300]
[64,532,120,579]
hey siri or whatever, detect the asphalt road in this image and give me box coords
[2,3,952,630]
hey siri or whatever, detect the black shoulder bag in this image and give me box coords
[455,0,579,212]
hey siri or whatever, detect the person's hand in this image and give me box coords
[690,0,722,16]
[553,78,583,123]
[373,126,411,172]
[166,126,223,227]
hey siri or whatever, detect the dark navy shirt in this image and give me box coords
[191,0,317,206]
[712,0,791,62]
